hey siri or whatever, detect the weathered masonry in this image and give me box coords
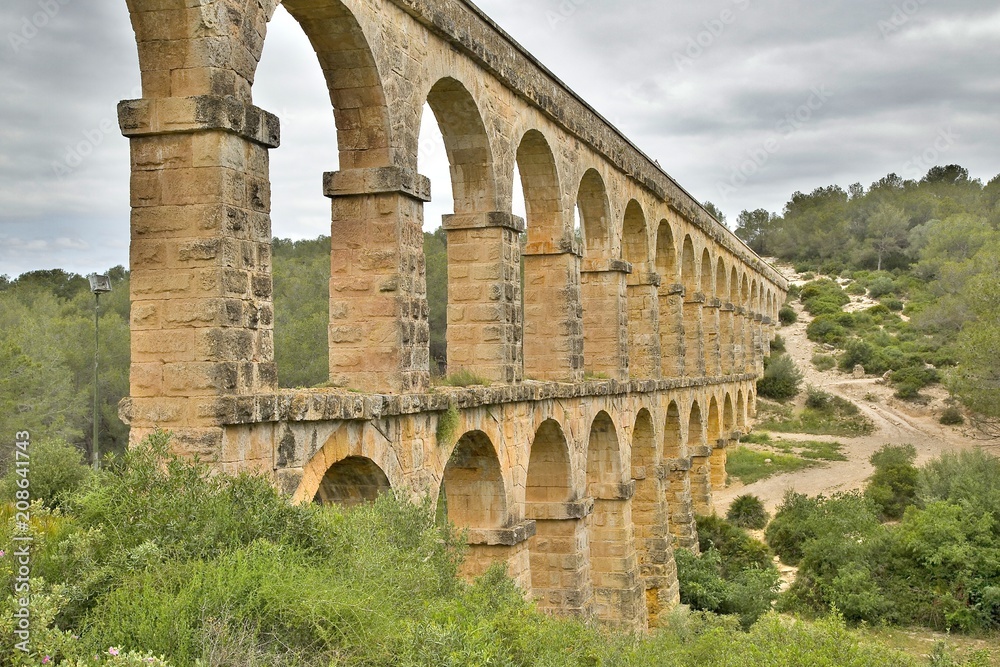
[119,0,787,628]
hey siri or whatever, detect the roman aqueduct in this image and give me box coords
[118,0,787,628]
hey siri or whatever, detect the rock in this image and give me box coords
[853,364,866,379]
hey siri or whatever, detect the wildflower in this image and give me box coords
[42,658,51,664]
[108,647,120,656]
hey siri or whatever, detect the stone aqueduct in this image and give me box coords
[119,0,787,627]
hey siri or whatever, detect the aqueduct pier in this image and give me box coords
[118,0,787,627]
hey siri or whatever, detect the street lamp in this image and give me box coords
[87,273,112,470]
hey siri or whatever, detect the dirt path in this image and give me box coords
[714,263,999,515]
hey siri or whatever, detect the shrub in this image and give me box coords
[865,444,919,520]
[867,276,897,299]
[882,298,904,312]
[675,545,780,629]
[846,282,868,296]
[770,334,786,353]
[757,355,803,401]
[939,406,964,425]
[0,438,91,508]
[727,494,770,530]
[807,315,847,345]
[812,354,837,371]
[890,365,939,399]
[804,386,833,411]
[778,305,798,325]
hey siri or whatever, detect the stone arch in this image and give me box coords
[707,397,722,445]
[688,400,712,515]
[741,274,751,307]
[730,266,739,304]
[527,419,573,503]
[687,399,705,449]
[587,411,623,490]
[578,169,612,260]
[715,258,728,300]
[424,77,496,214]
[441,430,508,530]
[737,388,748,431]
[663,401,683,460]
[707,395,727,492]
[313,456,392,507]
[681,236,697,294]
[751,280,760,312]
[723,393,736,435]
[517,129,564,246]
[622,200,649,266]
[700,248,713,296]
[655,221,677,281]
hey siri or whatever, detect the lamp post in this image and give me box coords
[87,273,112,470]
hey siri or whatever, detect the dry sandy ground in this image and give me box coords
[714,263,1000,515]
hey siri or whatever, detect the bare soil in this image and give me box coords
[714,262,1000,516]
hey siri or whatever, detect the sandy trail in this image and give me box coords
[713,263,999,515]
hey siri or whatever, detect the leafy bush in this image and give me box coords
[882,298,904,312]
[807,315,848,345]
[890,365,939,399]
[804,386,833,411]
[778,305,798,325]
[675,546,779,629]
[812,354,837,371]
[867,276,897,299]
[727,494,770,530]
[865,444,919,520]
[770,334,786,353]
[0,438,91,508]
[939,406,964,425]
[846,282,868,296]
[757,354,803,401]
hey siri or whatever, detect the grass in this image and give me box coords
[727,446,815,484]
[756,398,875,438]
[434,368,490,387]
[862,627,1000,666]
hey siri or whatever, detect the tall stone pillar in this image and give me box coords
[658,284,685,379]
[119,96,280,458]
[587,481,646,628]
[581,259,631,381]
[752,313,765,375]
[523,241,584,382]
[702,298,722,377]
[460,522,537,593]
[324,167,432,393]
[690,445,714,517]
[443,212,524,384]
[633,464,680,626]
[665,458,698,552]
[683,293,705,377]
[626,266,662,380]
[526,499,595,617]
[709,437,728,490]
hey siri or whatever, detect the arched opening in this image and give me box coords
[313,456,391,507]
[578,169,612,261]
[656,221,682,378]
[630,408,672,623]
[724,394,736,436]
[708,396,727,492]
[688,401,705,450]
[701,249,719,376]
[688,400,712,515]
[737,388,748,431]
[681,236,701,377]
[700,249,713,297]
[622,201,649,267]
[526,419,590,615]
[440,430,507,530]
[518,130,574,381]
[623,201,657,379]
[708,397,722,445]
[255,6,340,389]
[578,170,624,379]
[664,401,683,460]
[716,259,733,375]
[586,411,644,625]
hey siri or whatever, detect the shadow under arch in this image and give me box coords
[313,456,392,506]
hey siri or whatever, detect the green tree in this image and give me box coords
[867,202,909,271]
[736,208,775,255]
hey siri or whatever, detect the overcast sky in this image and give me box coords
[3,0,999,278]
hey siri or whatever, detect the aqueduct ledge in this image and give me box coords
[119,0,787,630]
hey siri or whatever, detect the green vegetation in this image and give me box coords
[940,405,965,425]
[756,393,875,438]
[778,304,798,326]
[676,515,780,629]
[811,353,837,371]
[768,449,1000,634]
[727,433,845,485]
[435,368,490,387]
[734,164,1000,423]
[272,237,331,388]
[1,432,965,666]
[756,354,803,401]
[727,494,770,530]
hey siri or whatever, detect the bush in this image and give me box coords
[865,444,919,520]
[778,305,798,325]
[890,365,939,399]
[770,334,786,353]
[757,355,804,401]
[939,406,964,425]
[0,438,91,508]
[727,494,770,530]
[804,386,834,411]
[867,276,897,299]
[812,354,837,371]
[675,546,780,630]
[846,282,868,296]
[807,315,848,345]
[882,298,904,312]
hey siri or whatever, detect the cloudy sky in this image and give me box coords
[3,0,999,278]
